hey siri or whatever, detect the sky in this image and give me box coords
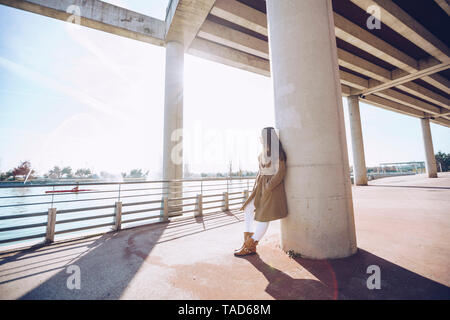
[0,2,449,178]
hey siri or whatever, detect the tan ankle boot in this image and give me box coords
[234,232,254,253]
[234,237,258,256]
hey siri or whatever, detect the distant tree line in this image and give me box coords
[435,151,450,172]
[0,161,150,181]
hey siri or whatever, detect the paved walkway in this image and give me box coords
[1,173,449,299]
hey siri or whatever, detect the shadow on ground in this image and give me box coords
[2,209,243,299]
[18,222,167,299]
[244,248,450,299]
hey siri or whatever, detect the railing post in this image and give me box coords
[222,192,229,211]
[45,208,57,243]
[195,194,203,217]
[114,201,122,231]
[162,196,169,221]
[243,189,249,201]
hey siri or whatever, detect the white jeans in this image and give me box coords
[244,198,269,241]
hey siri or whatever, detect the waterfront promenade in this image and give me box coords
[0,173,449,299]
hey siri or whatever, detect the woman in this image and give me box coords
[234,127,288,256]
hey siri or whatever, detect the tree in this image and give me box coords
[129,169,145,178]
[61,166,73,178]
[47,166,62,179]
[75,168,92,178]
[12,161,35,180]
[0,170,13,181]
[435,151,450,172]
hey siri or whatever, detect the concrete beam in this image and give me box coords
[337,48,391,82]
[197,20,269,59]
[338,52,449,111]
[431,117,450,127]
[334,12,418,73]
[357,60,450,101]
[340,70,442,115]
[361,94,426,118]
[210,0,267,36]
[187,38,270,76]
[423,74,450,95]
[341,84,352,97]
[351,0,450,62]
[165,0,216,49]
[374,88,441,115]
[397,81,450,111]
[340,70,369,90]
[434,0,450,16]
[0,0,166,46]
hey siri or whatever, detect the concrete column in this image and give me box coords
[420,118,438,178]
[163,41,184,203]
[266,0,357,259]
[347,96,368,186]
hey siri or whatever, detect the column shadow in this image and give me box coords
[244,254,336,299]
[18,222,168,300]
[245,249,450,299]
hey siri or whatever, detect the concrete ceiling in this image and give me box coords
[1,0,449,127]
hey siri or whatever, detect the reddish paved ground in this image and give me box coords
[0,173,449,299]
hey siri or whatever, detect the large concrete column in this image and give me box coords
[266,0,357,259]
[347,96,368,186]
[163,41,184,204]
[420,118,438,178]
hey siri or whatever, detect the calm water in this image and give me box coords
[0,179,253,247]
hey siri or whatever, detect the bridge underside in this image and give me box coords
[1,0,449,126]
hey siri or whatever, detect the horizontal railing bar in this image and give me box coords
[55,222,115,235]
[57,204,115,214]
[229,196,245,201]
[167,196,197,202]
[122,199,162,207]
[121,215,161,224]
[202,193,224,199]
[0,233,46,245]
[174,208,197,215]
[0,211,48,220]
[229,191,245,195]
[122,207,163,215]
[175,202,196,208]
[202,199,223,205]
[55,213,115,225]
[0,222,47,232]
[202,205,224,210]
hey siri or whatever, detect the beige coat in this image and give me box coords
[241,154,288,222]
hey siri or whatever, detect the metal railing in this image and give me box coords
[0,177,255,248]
